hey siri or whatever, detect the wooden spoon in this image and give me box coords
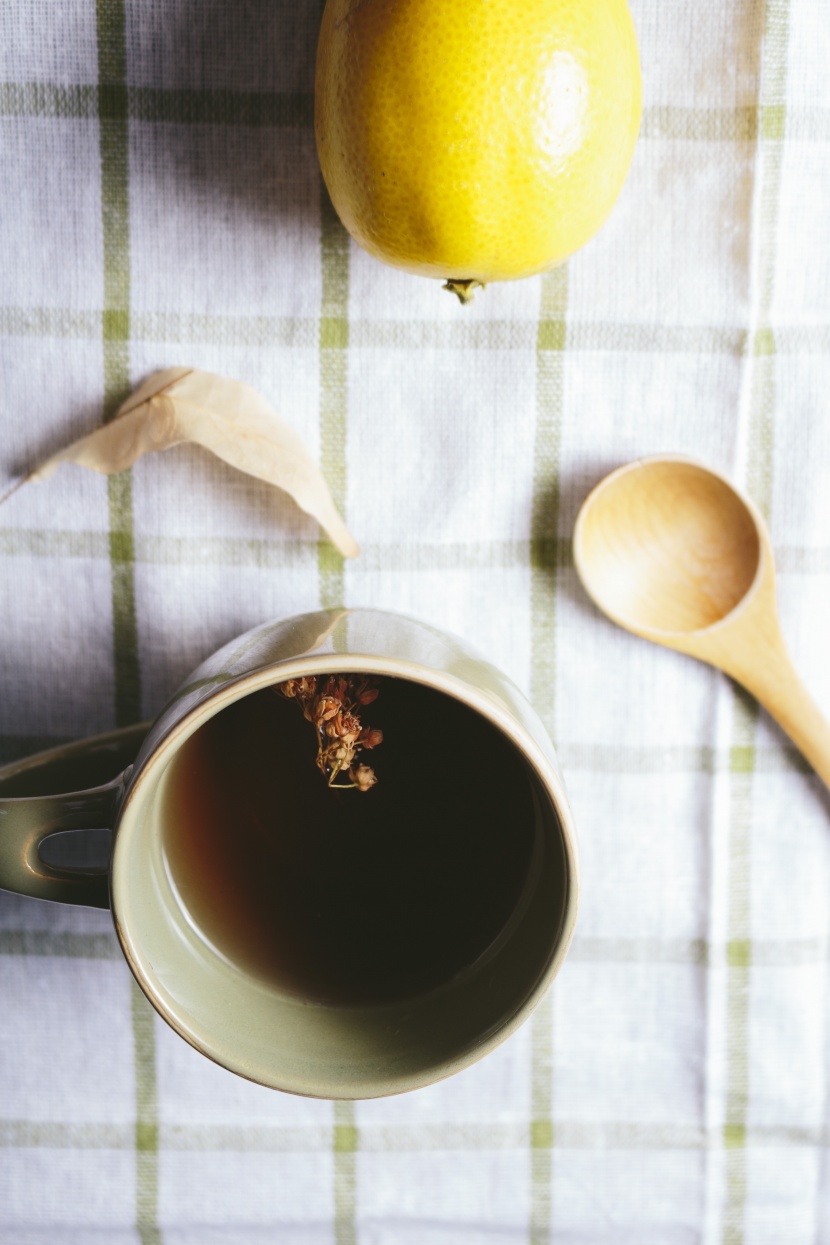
[573,454,830,788]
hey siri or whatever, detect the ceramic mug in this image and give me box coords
[0,609,579,1098]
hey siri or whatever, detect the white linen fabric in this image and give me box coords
[1,0,830,1241]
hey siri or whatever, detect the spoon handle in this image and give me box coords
[726,635,830,791]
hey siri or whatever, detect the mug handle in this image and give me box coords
[0,723,149,909]
[0,782,122,908]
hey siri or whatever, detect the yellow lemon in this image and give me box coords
[315,0,641,296]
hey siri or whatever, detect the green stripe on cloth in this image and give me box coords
[132,984,161,1245]
[0,82,311,127]
[530,266,569,734]
[318,173,356,1240]
[96,6,156,1242]
[15,302,830,355]
[4,929,828,967]
[6,1115,830,1153]
[558,740,809,775]
[108,485,141,728]
[128,87,313,127]
[530,993,555,1245]
[529,263,569,1243]
[640,105,759,142]
[0,305,754,354]
[0,306,102,339]
[0,930,120,958]
[0,1120,132,1148]
[0,82,98,118]
[318,187,350,609]
[3,729,804,779]
[0,82,310,127]
[345,319,747,354]
[96,0,141,729]
[746,0,790,519]
[722,2,790,1238]
[334,1100,358,1245]
[130,310,317,347]
[9,86,830,142]
[722,693,758,1245]
[129,310,319,346]
[5,527,830,584]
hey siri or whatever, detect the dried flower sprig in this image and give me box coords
[275,673,383,792]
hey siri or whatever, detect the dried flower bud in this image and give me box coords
[326,711,361,740]
[359,727,383,750]
[355,680,379,706]
[313,694,341,723]
[350,763,377,792]
[275,675,316,700]
[319,739,352,768]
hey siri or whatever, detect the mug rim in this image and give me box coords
[112,652,580,1097]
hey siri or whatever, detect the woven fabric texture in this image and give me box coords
[2,0,830,1241]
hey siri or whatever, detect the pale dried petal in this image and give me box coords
[17,367,358,558]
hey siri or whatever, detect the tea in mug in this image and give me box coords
[162,677,539,1006]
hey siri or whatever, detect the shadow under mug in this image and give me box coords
[0,609,579,1099]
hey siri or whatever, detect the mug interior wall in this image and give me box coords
[113,669,571,1097]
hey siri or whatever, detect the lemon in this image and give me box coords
[315,0,641,295]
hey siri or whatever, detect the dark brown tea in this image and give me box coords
[162,677,538,1006]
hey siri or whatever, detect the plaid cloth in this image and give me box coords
[2,0,830,1240]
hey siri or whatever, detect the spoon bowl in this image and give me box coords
[574,455,830,789]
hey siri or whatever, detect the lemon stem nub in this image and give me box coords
[443,279,485,305]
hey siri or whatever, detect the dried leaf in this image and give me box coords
[15,367,359,558]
